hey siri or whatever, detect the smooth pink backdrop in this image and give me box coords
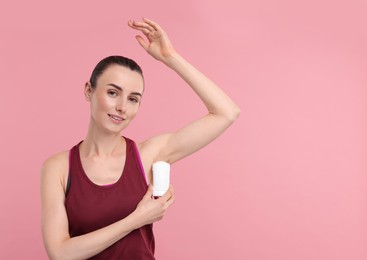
[1,1,366,259]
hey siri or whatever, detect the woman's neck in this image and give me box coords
[81,121,125,158]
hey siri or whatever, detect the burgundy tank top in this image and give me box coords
[65,137,155,259]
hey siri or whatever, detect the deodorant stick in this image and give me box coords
[152,161,170,197]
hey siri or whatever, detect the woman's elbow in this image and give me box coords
[44,244,67,260]
[45,248,59,260]
[226,106,241,123]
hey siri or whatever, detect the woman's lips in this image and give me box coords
[108,114,125,123]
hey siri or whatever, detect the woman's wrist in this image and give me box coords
[162,51,184,69]
[127,209,145,229]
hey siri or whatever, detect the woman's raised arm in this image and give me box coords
[128,18,240,164]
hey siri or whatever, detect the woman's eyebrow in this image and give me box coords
[107,83,142,97]
[108,83,123,91]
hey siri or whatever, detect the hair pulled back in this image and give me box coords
[89,55,144,89]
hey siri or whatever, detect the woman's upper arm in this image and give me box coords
[140,113,235,165]
[40,152,70,258]
[164,113,234,163]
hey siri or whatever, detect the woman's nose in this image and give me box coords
[116,98,127,113]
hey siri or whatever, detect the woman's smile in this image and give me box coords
[108,113,126,124]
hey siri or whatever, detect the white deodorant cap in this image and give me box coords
[152,161,170,197]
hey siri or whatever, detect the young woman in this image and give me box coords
[41,18,240,259]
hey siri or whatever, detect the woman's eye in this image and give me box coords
[129,97,139,103]
[108,91,117,97]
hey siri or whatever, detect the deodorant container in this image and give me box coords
[152,161,170,197]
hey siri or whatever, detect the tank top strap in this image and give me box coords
[130,139,149,185]
[65,141,83,196]
[123,137,149,186]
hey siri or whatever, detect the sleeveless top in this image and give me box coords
[65,137,155,259]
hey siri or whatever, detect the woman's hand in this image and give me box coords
[128,18,176,63]
[132,184,175,227]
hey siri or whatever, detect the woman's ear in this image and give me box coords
[84,82,92,101]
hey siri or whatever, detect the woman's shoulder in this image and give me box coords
[41,150,69,180]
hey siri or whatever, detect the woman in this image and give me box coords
[41,18,240,259]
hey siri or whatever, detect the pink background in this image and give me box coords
[1,0,366,259]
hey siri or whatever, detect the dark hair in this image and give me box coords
[89,55,144,89]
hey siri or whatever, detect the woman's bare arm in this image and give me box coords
[129,18,240,164]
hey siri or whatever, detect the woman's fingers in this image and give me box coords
[159,185,174,202]
[135,35,149,50]
[163,194,175,210]
[128,18,174,63]
[128,20,155,34]
[135,184,175,225]
[158,185,175,211]
[142,184,154,200]
[142,17,162,32]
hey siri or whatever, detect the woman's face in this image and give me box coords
[86,65,144,133]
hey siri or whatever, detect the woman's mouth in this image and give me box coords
[108,114,125,123]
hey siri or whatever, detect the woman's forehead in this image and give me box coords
[97,65,144,92]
